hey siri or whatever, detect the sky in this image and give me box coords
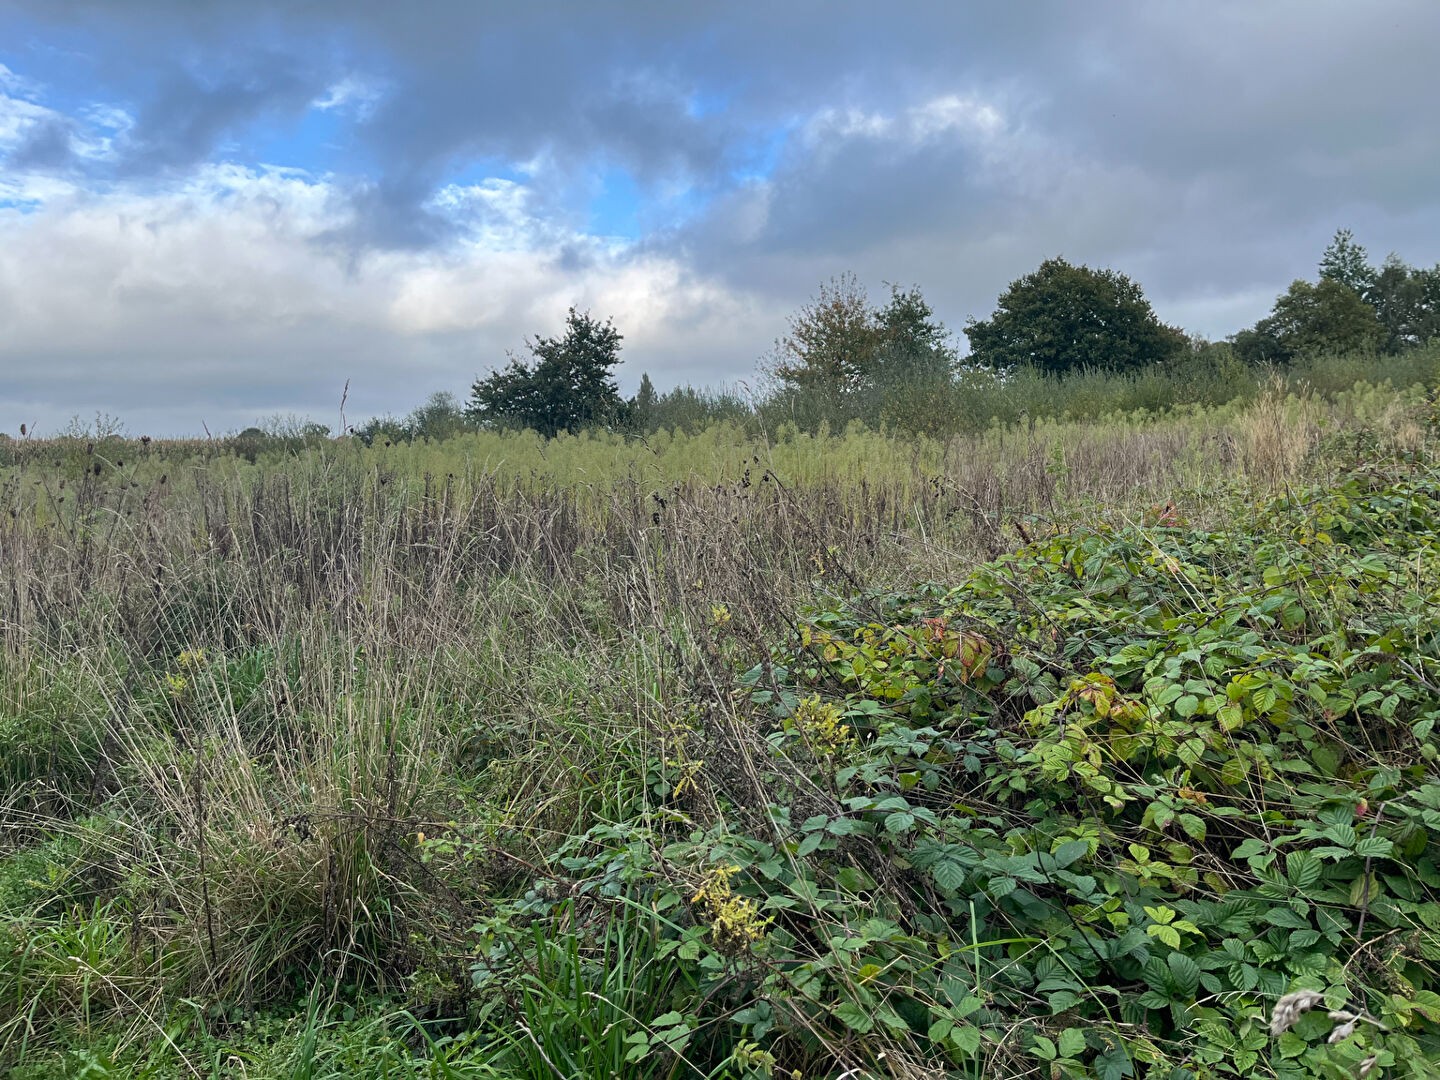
[1,1,1438,436]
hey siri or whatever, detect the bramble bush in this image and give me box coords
[455,435,1440,1079]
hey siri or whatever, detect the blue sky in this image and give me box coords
[2,1,1439,435]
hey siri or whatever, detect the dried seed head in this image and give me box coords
[1359,1055,1379,1078]
[1270,989,1326,1036]
[1327,1017,1358,1043]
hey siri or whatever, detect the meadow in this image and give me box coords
[1,370,1439,1079]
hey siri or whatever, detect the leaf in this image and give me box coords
[1174,694,1200,717]
[1048,990,1082,1012]
[1058,1027,1087,1058]
[1147,924,1181,948]
[796,832,825,857]
[949,1025,982,1056]
[1177,813,1207,842]
[876,1006,910,1034]
[1232,838,1269,860]
[835,866,876,893]
[833,1002,873,1033]
[1098,1047,1135,1080]
[1353,836,1394,859]
[1031,1035,1057,1061]
[931,860,966,892]
[1050,839,1090,868]
[1349,873,1381,907]
[1167,952,1201,999]
[884,811,916,834]
[1264,907,1311,930]
[1286,850,1322,890]
[988,875,1018,899]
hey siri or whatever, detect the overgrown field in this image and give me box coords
[2,383,1439,1079]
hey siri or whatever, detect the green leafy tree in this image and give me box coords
[770,275,956,395]
[628,372,659,432]
[964,258,1186,374]
[1233,277,1383,364]
[870,284,958,385]
[467,308,625,437]
[1318,228,1377,296]
[1369,255,1440,353]
[406,391,470,441]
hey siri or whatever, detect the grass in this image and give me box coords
[0,374,1437,1077]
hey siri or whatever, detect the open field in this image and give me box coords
[2,379,1439,1078]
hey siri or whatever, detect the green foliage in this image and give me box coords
[1320,228,1378,297]
[710,451,1440,1077]
[1235,278,1384,365]
[1240,230,1439,365]
[3,392,1440,1078]
[1370,255,1440,355]
[768,274,957,402]
[466,307,625,436]
[964,257,1188,375]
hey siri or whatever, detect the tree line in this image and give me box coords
[357,229,1440,444]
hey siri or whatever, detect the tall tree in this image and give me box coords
[870,284,958,384]
[466,308,624,437]
[769,273,880,394]
[1318,228,1377,296]
[629,372,658,431]
[1369,255,1440,353]
[1232,278,1383,364]
[964,258,1186,374]
[770,276,956,394]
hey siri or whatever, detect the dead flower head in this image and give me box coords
[1270,989,1326,1036]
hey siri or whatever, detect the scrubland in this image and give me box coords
[1,373,1439,1079]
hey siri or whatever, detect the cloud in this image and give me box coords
[0,163,779,435]
[1,0,1439,434]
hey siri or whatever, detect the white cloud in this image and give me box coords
[311,74,386,118]
[0,91,55,145]
[805,94,1007,150]
[0,62,39,99]
[0,162,775,434]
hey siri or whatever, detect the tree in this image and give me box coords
[770,275,956,395]
[406,391,470,441]
[1368,255,1440,353]
[964,258,1186,374]
[1319,228,1377,296]
[628,372,658,432]
[870,284,958,385]
[1233,278,1383,364]
[770,273,880,394]
[466,308,624,437]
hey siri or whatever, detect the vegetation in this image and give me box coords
[5,229,1440,1078]
[2,371,1439,1077]
[465,307,625,436]
[326,228,1440,446]
[963,258,1187,375]
[1236,231,1440,366]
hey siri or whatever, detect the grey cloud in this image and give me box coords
[114,55,327,173]
[7,114,78,169]
[3,0,1440,433]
